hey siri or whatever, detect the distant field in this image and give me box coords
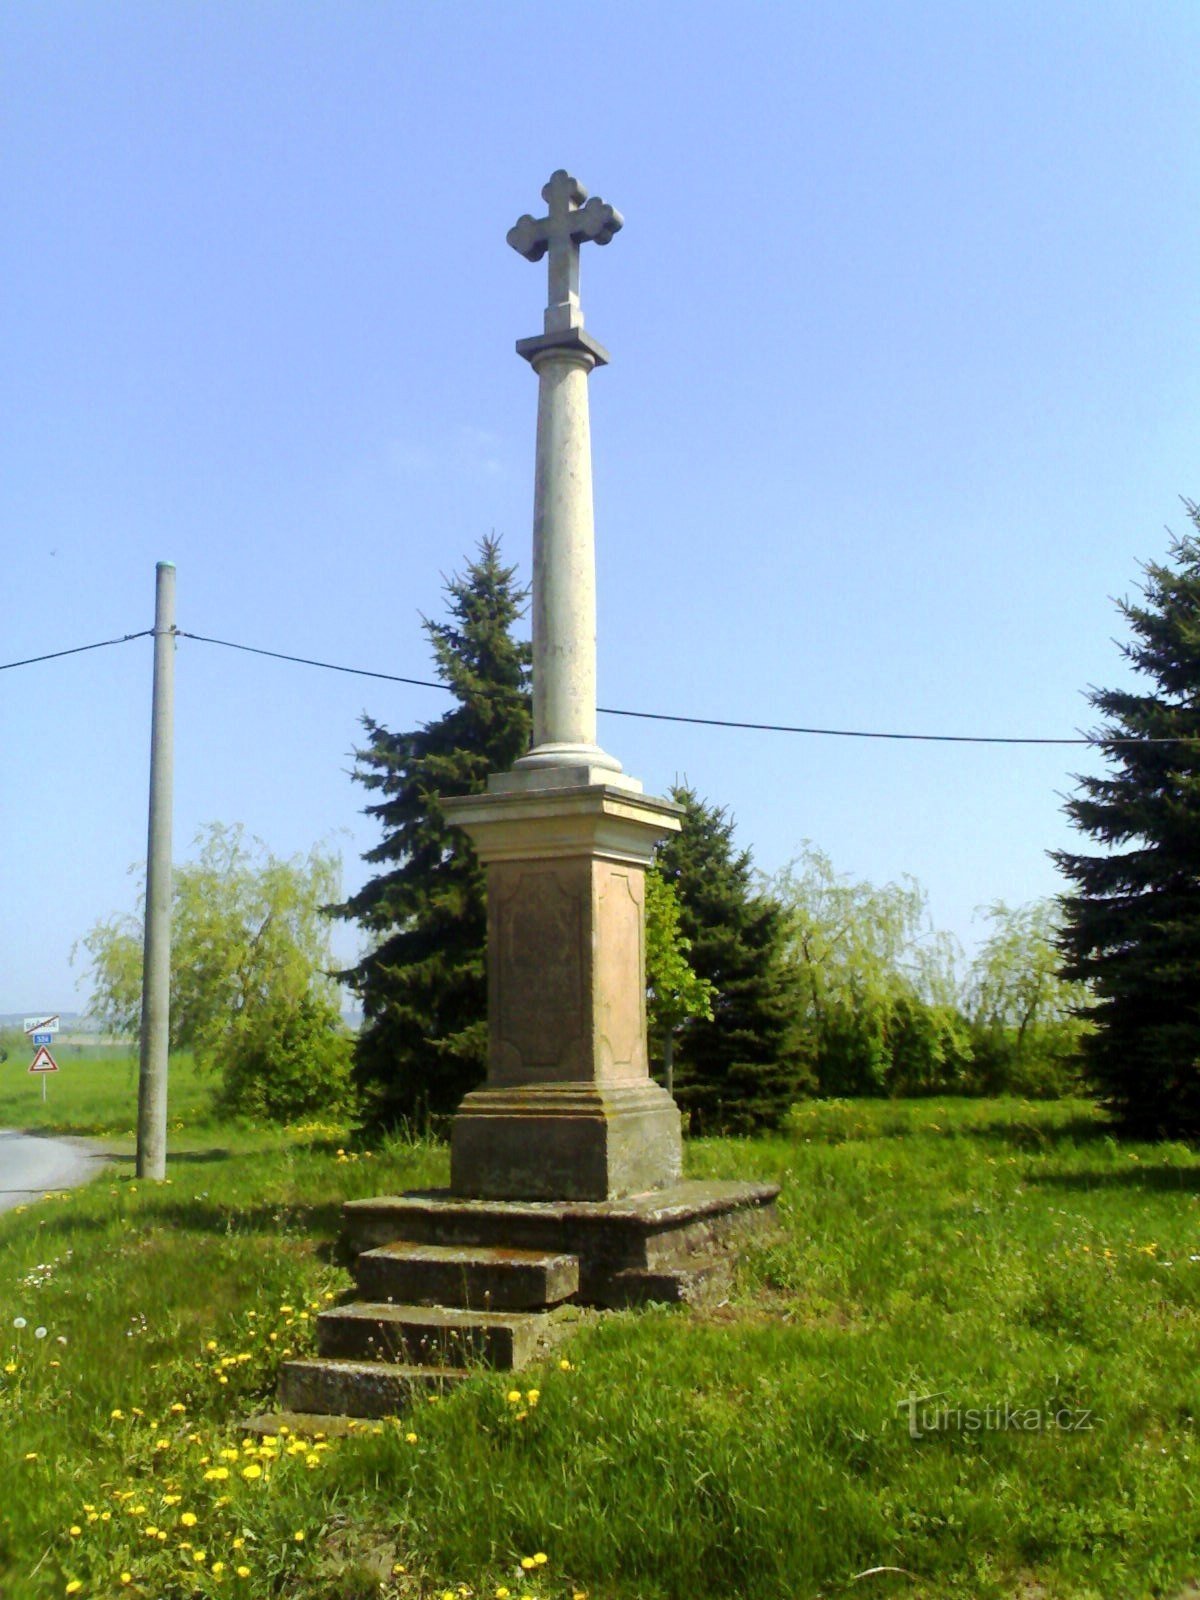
[0,1046,217,1138]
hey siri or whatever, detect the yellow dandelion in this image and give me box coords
[66,1582,83,1595]
[293,1531,305,1543]
[241,1464,262,1480]
[120,1574,132,1586]
[526,1389,540,1404]
[521,1558,536,1571]
[205,1340,218,1352]
[393,1565,406,1576]
[180,1512,198,1528]
[559,1359,573,1371]
[69,1525,81,1537]
[305,1454,320,1468]
[170,1402,187,1413]
[193,1549,207,1564]
[204,1467,230,1481]
[405,1431,418,1445]
[110,1409,124,1420]
[506,1389,522,1404]
[236,1567,251,1579]
[3,1362,16,1374]
[533,1552,548,1566]
[232,1538,245,1550]
[495,1589,510,1599]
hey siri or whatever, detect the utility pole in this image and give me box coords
[136,562,175,1180]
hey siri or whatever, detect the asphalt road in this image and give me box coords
[0,1129,105,1215]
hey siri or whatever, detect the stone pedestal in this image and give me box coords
[443,774,683,1201]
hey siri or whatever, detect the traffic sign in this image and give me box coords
[30,1032,54,1045]
[28,1046,59,1074]
[23,1015,60,1036]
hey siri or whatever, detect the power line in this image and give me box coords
[9,623,1199,748]
[177,631,443,691]
[0,630,154,672]
[177,629,1190,749]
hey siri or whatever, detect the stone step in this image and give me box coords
[279,1358,467,1420]
[342,1180,780,1276]
[316,1301,576,1370]
[591,1255,734,1309]
[355,1241,579,1311]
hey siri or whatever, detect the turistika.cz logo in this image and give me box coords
[897,1392,1097,1439]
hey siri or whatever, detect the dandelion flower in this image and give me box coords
[3,1362,15,1374]
[393,1565,406,1576]
[534,1552,548,1566]
[111,1409,125,1421]
[236,1567,251,1579]
[69,1525,81,1537]
[24,1452,37,1461]
[293,1531,305,1543]
[559,1359,573,1371]
[211,1561,226,1577]
[65,1582,82,1595]
[180,1512,198,1528]
[495,1589,510,1598]
[13,1317,27,1329]
[521,1558,535,1571]
[120,1573,132,1586]
[241,1464,262,1480]
[204,1467,230,1481]
[405,1432,418,1445]
[526,1389,540,1405]
[506,1389,522,1404]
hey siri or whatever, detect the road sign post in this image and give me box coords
[28,1044,59,1103]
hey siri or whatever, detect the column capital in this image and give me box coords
[515,326,610,369]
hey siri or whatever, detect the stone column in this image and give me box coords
[443,171,683,1202]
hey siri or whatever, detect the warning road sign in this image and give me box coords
[28,1046,59,1075]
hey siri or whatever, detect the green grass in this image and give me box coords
[2,1083,1199,1599]
[0,1045,216,1138]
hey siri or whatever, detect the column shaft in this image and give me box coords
[529,348,598,753]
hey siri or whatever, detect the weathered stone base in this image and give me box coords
[276,1180,779,1420]
[450,1080,683,1200]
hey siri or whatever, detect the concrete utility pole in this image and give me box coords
[136,561,176,1181]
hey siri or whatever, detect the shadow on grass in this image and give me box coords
[1030,1165,1200,1194]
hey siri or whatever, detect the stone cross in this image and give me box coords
[507,169,623,336]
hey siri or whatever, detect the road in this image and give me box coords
[0,1129,107,1215]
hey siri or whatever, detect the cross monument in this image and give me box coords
[442,170,685,1200]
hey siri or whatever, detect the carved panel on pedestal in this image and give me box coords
[496,869,584,1071]
[596,867,646,1073]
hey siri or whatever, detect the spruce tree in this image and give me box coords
[1054,502,1200,1137]
[331,537,531,1132]
[655,785,811,1132]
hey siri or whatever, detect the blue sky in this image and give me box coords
[2,1,1197,1013]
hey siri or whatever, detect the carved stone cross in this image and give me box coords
[507,169,623,335]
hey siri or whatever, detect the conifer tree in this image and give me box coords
[331,537,531,1131]
[1054,503,1200,1137]
[655,785,811,1132]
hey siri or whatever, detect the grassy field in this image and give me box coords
[2,1057,1199,1599]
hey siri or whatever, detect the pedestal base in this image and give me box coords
[450,1080,683,1201]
